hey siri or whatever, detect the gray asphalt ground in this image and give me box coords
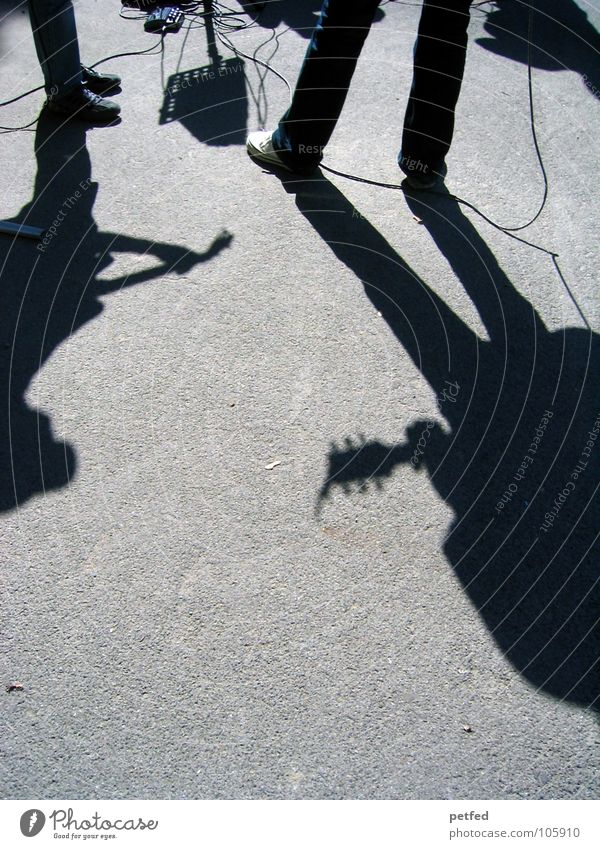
[0,0,599,799]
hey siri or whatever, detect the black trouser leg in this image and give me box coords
[400,0,472,175]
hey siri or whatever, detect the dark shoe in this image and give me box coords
[81,65,121,95]
[403,170,439,191]
[398,153,446,191]
[46,86,121,123]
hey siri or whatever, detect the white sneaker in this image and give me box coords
[246,130,293,172]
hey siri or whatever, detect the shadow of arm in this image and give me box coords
[95,229,233,293]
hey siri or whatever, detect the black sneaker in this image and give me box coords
[46,86,121,123]
[398,153,446,191]
[81,65,121,95]
[403,170,439,191]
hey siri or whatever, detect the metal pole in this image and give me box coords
[0,220,45,240]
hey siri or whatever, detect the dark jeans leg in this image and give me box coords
[272,0,381,171]
[400,0,472,176]
[28,0,82,97]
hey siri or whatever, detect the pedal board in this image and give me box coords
[144,6,185,33]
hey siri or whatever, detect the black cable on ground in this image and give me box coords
[0,117,38,134]
[88,35,166,70]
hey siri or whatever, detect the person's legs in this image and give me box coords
[272,0,381,171]
[399,0,472,180]
[28,0,82,97]
[28,0,121,121]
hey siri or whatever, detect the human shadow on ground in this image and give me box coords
[0,109,232,513]
[0,0,22,22]
[476,0,600,100]
[284,173,599,712]
[0,0,26,57]
[242,0,385,43]
[240,1,381,40]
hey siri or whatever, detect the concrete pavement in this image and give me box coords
[0,0,599,799]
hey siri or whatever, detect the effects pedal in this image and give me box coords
[144,6,185,33]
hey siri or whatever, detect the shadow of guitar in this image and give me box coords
[285,173,599,712]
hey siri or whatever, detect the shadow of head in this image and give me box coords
[239,1,385,38]
[476,0,600,94]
